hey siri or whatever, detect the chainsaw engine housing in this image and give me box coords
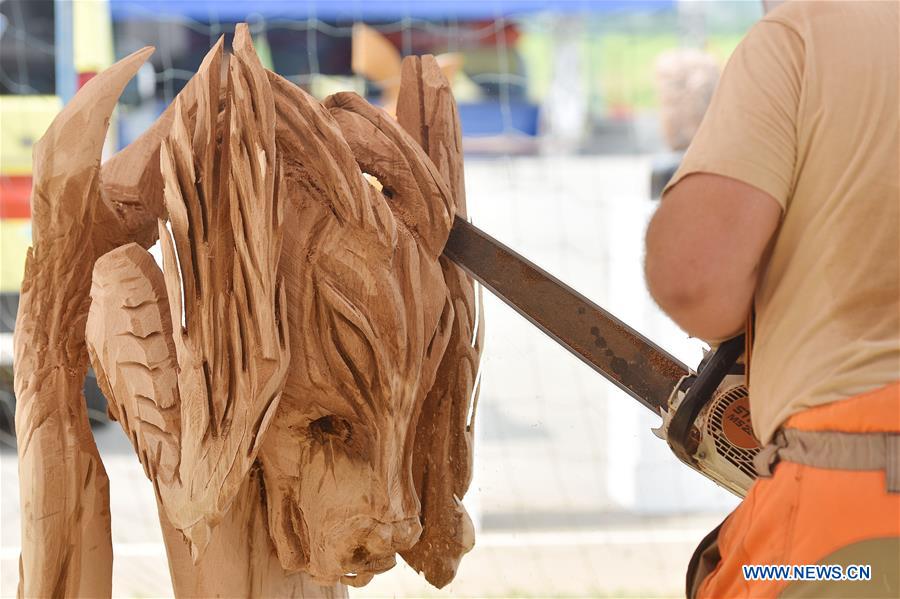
[656,336,760,497]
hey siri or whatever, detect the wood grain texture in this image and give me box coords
[13,46,154,598]
[395,54,484,588]
[156,467,344,597]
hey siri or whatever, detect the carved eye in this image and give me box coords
[308,415,353,444]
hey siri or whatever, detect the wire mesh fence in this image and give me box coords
[1,1,763,596]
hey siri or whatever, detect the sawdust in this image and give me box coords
[648,348,688,381]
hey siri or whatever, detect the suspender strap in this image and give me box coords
[755,428,900,493]
[744,309,755,378]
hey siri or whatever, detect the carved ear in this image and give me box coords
[395,54,484,589]
[323,91,455,257]
[396,55,467,213]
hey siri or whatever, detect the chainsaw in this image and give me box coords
[443,217,760,497]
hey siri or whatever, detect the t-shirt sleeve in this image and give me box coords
[663,20,804,210]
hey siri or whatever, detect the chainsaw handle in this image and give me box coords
[667,335,746,464]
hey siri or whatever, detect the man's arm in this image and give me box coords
[644,172,782,341]
[644,15,803,342]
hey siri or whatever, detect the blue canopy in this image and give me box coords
[110,0,674,22]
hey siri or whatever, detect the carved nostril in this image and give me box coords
[308,415,352,444]
[351,545,369,564]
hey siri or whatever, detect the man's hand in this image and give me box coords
[644,172,782,341]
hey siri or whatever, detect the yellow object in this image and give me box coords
[0,95,62,176]
[362,172,384,191]
[74,0,114,74]
[0,219,31,293]
[664,1,899,445]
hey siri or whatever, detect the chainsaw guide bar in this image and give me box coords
[444,216,690,413]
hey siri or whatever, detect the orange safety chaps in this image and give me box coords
[688,382,900,598]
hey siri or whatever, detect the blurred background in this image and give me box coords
[0,0,763,596]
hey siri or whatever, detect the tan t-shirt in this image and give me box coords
[664,0,900,444]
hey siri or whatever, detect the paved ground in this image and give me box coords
[1,156,736,597]
[2,436,722,598]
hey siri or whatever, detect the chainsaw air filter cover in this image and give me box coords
[705,383,759,482]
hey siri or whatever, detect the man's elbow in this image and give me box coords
[645,252,749,341]
[642,172,781,341]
